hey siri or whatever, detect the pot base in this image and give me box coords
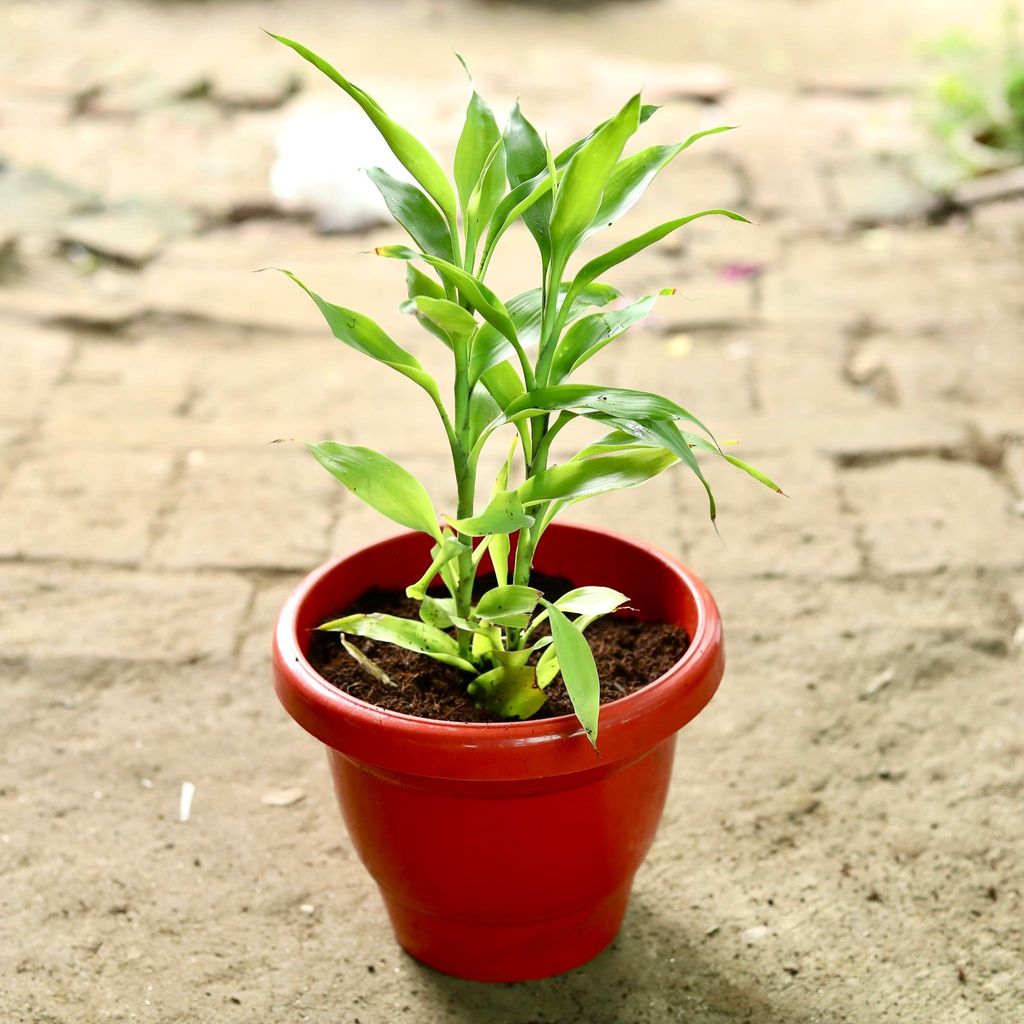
[383,882,630,982]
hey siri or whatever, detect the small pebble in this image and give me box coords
[742,925,770,944]
[261,787,306,807]
[861,667,894,700]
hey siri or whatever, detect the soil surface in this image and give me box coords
[307,572,690,722]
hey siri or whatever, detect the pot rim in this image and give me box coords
[273,521,724,779]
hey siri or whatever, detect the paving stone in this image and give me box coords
[760,228,1014,332]
[0,450,173,564]
[0,258,143,329]
[753,335,875,418]
[0,167,97,235]
[211,62,300,110]
[0,323,73,426]
[39,339,194,447]
[0,564,250,661]
[953,166,1024,208]
[867,330,1024,413]
[687,452,860,579]
[137,222,397,332]
[829,161,943,226]
[0,229,19,280]
[558,467,682,555]
[58,205,188,267]
[1006,443,1024,496]
[86,62,210,115]
[613,327,755,423]
[151,448,336,571]
[841,459,1023,574]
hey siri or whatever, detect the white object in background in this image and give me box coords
[178,781,196,824]
[271,99,404,233]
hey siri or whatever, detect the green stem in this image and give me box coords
[452,334,476,658]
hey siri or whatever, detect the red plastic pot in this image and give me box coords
[273,522,724,982]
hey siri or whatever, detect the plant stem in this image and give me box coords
[452,333,476,657]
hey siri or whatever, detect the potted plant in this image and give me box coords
[268,33,780,982]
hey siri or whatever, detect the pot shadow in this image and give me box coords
[405,895,818,1024]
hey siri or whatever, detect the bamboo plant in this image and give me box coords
[269,33,780,746]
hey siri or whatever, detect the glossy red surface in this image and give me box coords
[273,522,724,981]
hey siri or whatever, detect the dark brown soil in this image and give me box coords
[306,572,689,723]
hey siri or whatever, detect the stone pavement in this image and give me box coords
[1,1,1022,1022]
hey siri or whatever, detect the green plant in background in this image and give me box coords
[268,33,780,746]
[923,5,1024,172]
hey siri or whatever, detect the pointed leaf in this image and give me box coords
[376,245,520,352]
[550,94,641,262]
[365,167,452,260]
[455,91,501,214]
[550,290,673,382]
[268,33,457,224]
[505,384,715,438]
[519,448,676,506]
[319,612,474,671]
[278,269,441,402]
[586,127,735,240]
[475,584,541,625]
[502,102,553,263]
[406,536,471,600]
[470,282,620,385]
[447,490,534,536]
[414,296,478,349]
[309,442,442,541]
[566,209,750,304]
[544,601,601,746]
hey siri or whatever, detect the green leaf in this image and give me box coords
[277,269,441,402]
[613,418,716,521]
[566,209,750,304]
[549,94,641,264]
[447,490,534,536]
[685,433,784,493]
[375,245,521,354]
[466,139,507,260]
[526,586,628,638]
[544,601,601,747]
[468,664,545,719]
[414,296,478,350]
[268,33,457,226]
[401,264,450,348]
[405,263,444,302]
[309,442,442,541]
[519,449,676,506]
[552,586,629,615]
[420,594,455,629]
[505,384,715,439]
[319,612,475,672]
[470,282,621,385]
[586,127,735,240]
[365,167,453,260]
[454,91,501,216]
[468,384,502,444]
[550,290,673,382]
[502,102,553,264]
[475,584,541,626]
[406,536,471,600]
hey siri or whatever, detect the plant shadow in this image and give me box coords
[407,894,818,1024]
